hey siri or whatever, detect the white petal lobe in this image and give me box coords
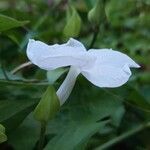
[81,49,139,87]
[88,49,140,68]
[27,39,88,70]
[64,38,86,51]
[82,65,132,87]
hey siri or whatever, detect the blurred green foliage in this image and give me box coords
[0,0,150,150]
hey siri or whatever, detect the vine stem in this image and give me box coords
[11,61,32,74]
[95,122,150,150]
[38,122,47,150]
[0,79,49,86]
[89,25,100,49]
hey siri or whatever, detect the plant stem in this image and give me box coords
[0,79,49,86]
[11,61,32,74]
[95,122,150,150]
[38,122,47,150]
[89,25,99,49]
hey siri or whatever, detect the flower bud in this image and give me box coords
[33,86,60,123]
[63,6,82,38]
[0,124,7,143]
[88,0,106,25]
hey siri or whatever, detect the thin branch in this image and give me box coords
[11,61,32,74]
[94,122,150,150]
[0,79,49,86]
[89,25,100,49]
[37,122,47,150]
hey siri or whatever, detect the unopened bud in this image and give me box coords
[88,0,106,25]
[63,6,82,38]
[33,86,60,123]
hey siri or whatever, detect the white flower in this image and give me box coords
[27,38,140,105]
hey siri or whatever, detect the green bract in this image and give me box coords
[88,0,106,25]
[63,6,82,38]
[33,86,60,123]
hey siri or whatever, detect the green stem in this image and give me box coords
[11,61,32,74]
[0,79,50,86]
[38,122,47,150]
[89,25,99,49]
[95,122,150,150]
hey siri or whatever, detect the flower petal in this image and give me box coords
[27,38,88,70]
[64,38,86,51]
[88,49,140,68]
[56,66,80,105]
[81,49,140,87]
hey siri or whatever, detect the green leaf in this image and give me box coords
[47,68,68,84]
[44,82,125,150]
[109,85,150,112]
[0,124,7,143]
[33,86,60,123]
[45,120,108,150]
[0,132,7,143]
[0,14,29,32]
[0,124,5,133]
[0,99,38,132]
[8,114,39,150]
